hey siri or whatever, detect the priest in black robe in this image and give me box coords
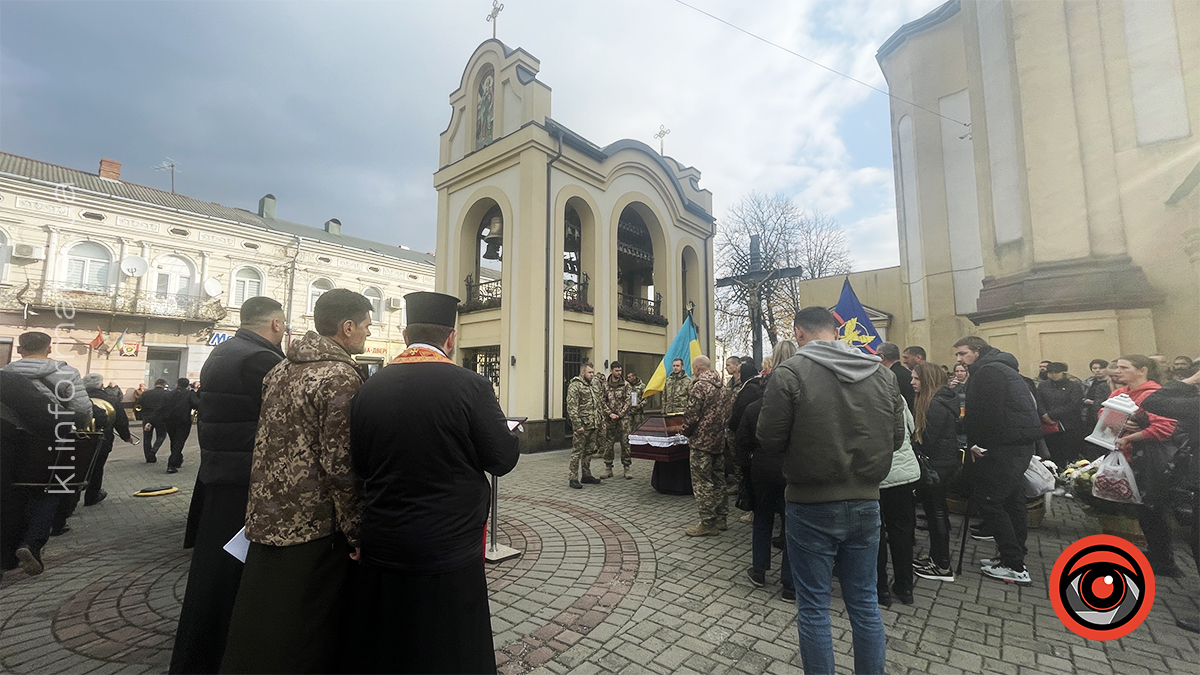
[346,291,520,674]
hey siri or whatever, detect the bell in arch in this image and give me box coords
[482,214,504,261]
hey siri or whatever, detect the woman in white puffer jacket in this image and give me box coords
[876,398,920,607]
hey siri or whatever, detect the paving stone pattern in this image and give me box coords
[2,437,1198,674]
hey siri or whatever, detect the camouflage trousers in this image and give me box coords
[690,447,729,526]
[603,418,632,468]
[568,427,600,481]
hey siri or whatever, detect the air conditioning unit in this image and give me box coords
[386,297,404,311]
[12,244,46,261]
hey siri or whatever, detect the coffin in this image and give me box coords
[629,415,689,462]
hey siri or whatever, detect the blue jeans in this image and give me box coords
[786,500,886,675]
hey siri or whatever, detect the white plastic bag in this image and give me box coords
[1024,457,1057,498]
[1091,450,1142,504]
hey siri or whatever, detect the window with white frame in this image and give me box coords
[363,286,383,320]
[232,267,263,306]
[0,230,8,281]
[309,278,333,313]
[65,242,112,290]
[155,255,194,296]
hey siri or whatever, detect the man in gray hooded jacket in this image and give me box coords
[756,307,904,675]
[3,331,93,428]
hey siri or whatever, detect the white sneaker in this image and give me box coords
[980,557,1000,569]
[982,564,1032,586]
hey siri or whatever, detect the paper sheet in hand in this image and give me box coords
[506,417,527,432]
[223,526,250,563]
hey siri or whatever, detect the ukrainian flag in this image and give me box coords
[832,278,883,355]
[643,314,702,397]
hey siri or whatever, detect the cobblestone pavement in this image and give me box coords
[2,437,1198,674]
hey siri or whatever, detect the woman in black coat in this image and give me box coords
[911,362,961,582]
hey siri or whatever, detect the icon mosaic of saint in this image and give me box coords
[476,73,494,148]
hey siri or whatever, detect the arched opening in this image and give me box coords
[681,245,701,320]
[232,267,262,307]
[363,286,384,321]
[309,278,334,313]
[616,204,663,324]
[154,255,194,297]
[563,197,596,312]
[459,198,504,312]
[65,241,112,290]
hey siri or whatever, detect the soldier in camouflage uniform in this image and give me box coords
[681,355,733,536]
[601,362,634,479]
[566,362,605,488]
[663,358,691,415]
[626,370,647,432]
[222,289,371,673]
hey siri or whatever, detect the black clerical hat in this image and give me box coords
[405,291,459,327]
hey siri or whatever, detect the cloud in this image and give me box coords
[1,0,943,266]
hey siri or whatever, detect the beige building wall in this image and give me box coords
[434,41,717,452]
[873,0,1199,378]
[0,156,434,391]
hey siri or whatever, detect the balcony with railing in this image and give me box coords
[460,275,502,313]
[0,281,225,322]
[618,292,667,326]
[563,273,592,313]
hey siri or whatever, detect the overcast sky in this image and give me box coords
[1,0,942,270]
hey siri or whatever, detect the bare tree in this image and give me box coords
[715,193,852,355]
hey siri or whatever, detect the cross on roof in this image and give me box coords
[487,0,505,39]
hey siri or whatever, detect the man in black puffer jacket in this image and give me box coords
[170,297,285,675]
[954,336,1042,586]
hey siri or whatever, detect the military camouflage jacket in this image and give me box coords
[245,331,365,547]
[682,369,732,453]
[628,379,646,410]
[566,376,604,430]
[602,374,632,419]
[663,371,691,415]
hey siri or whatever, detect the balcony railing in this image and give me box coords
[2,281,225,322]
[461,275,502,313]
[563,273,592,313]
[618,292,667,326]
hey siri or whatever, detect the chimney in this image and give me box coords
[324,218,341,235]
[258,194,276,219]
[98,158,121,180]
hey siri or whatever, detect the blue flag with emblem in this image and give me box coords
[831,278,882,355]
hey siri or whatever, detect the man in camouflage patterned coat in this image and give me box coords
[220,289,372,674]
[682,355,733,536]
[626,370,647,432]
[601,361,634,479]
[663,358,691,415]
[566,362,605,489]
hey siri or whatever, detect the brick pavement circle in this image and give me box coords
[489,496,651,675]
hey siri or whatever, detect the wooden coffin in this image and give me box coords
[629,415,689,462]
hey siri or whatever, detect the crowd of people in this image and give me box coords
[1,286,1197,673]
[1,290,520,674]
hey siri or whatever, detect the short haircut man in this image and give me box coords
[673,358,684,367]
[17,331,51,354]
[878,342,901,363]
[756,303,903,674]
[239,296,284,327]
[314,289,373,337]
[222,289,369,673]
[174,293,287,672]
[903,346,926,360]
[952,334,1041,586]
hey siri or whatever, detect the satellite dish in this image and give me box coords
[202,278,224,298]
[120,255,149,278]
